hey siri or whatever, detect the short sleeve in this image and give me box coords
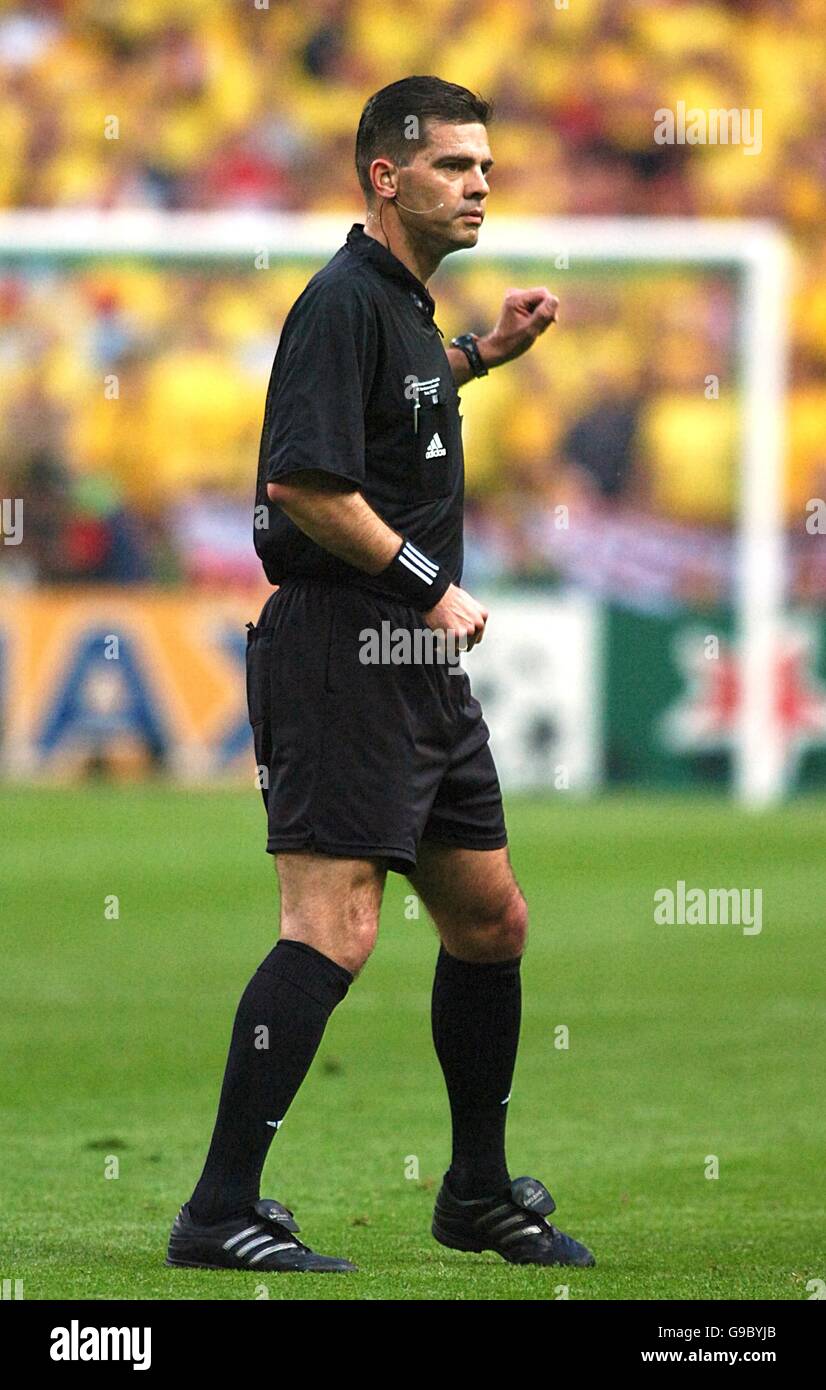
[265,280,378,487]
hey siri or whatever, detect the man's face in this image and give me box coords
[390,120,492,248]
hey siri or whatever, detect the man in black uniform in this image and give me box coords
[167,76,595,1274]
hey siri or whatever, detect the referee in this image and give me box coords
[167,76,595,1274]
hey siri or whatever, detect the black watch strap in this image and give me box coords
[449,332,489,378]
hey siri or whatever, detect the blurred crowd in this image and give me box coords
[1,0,825,606]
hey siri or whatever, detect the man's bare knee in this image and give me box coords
[274,852,385,975]
[442,885,528,963]
[474,886,528,960]
[330,890,381,976]
[499,887,528,958]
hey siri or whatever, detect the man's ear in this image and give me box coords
[370,157,398,202]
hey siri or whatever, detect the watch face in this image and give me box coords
[451,334,486,375]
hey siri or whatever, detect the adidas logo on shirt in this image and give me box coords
[425,432,447,459]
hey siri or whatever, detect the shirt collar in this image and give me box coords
[345,222,437,320]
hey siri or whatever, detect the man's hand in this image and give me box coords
[479,287,559,369]
[423,583,489,652]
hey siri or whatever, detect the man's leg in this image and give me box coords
[407,842,528,1199]
[188,852,386,1224]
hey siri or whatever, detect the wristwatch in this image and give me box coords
[449,332,489,378]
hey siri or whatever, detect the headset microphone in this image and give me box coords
[392,193,445,214]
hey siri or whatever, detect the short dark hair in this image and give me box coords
[355,76,493,203]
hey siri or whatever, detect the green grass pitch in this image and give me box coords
[1,786,823,1301]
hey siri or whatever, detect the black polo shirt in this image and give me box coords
[253,222,464,598]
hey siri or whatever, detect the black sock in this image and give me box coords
[188,939,352,1224]
[431,943,522,1200]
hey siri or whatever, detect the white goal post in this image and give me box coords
[0,211,790,805]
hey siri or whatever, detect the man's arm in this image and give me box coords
[446,343,486,387]
[268,472,398,574]
[446,287,560,386]
[267,472,488,647]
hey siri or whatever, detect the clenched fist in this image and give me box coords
[423,583,489,652]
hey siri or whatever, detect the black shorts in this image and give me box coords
[245,577,508,875]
